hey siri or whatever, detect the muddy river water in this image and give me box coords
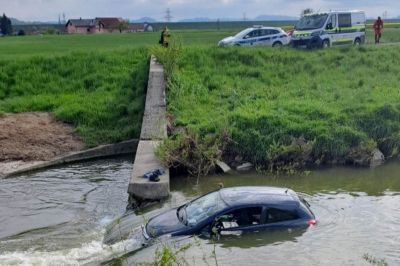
[0,157,399,265]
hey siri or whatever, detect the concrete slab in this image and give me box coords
[129,56,170,203]
[140,56,167,140]
[128,140,169,201]
[216,160,232,173]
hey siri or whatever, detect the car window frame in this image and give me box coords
[338,13,352,28]
[270,29,280,35]
[265,206,299,225]
[326,13,337,30]
[243,29,260,39]
[213,205,267,231]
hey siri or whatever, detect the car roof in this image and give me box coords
[219,186,300,208]
[250,26,281,30]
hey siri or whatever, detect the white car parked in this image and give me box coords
[218,26,290,47]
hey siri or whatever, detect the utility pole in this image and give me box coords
[62,12,66,23]
[165,8,172,23]
[383,11,388,19]
[243,12,247,21]
[58,14,61,24]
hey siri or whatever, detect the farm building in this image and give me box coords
[65,19,98,34]
[130,23,154,32]
[66,17,135,34]
[96,17,125,33]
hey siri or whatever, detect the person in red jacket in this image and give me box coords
[373,17,384,44]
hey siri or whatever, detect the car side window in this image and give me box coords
[216,207,263,229]
[271,29,280,35]
[326,14,337,29]
[260,29,271,36]
[266,208,298,223]
[338,13,352,28]
[244,30,256,39]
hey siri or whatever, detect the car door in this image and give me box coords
[242,30,260,46]
[257,29,273,46]
[212,206,266,235]
[269,29,281,45]
[337,13,353,45]
[325,13,339,45]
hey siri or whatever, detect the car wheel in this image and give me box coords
[272,42,283,48]
[322,39,330,49]
[354,38,361,46]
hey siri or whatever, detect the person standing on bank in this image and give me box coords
[159,27,171,48]
[373,17,384,44]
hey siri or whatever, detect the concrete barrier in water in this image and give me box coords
[1,139,138,179]
[128,56,169,202]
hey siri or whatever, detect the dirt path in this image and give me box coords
[0,112,84,176]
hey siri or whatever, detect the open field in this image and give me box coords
[1,26,400,58]
[0,31,230,58]
[157,45,400,172]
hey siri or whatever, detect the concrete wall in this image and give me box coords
[2,139,138,179]
[128,56,170,203]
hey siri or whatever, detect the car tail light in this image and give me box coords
[307,219,317,226]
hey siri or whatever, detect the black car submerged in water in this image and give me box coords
[142,186,316,240]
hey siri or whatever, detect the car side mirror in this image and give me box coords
[243,35,250,39]
[326,23,333,30]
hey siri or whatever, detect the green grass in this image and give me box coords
[0,49,149,147]
[0,31,233,59]
[160,45,400,171]
[1,28,400,152]
[1,27,400,58]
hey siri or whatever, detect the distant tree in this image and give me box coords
[0,13,13,35]
[45,28,56,35]
[301,8,314,17]
[17,29,25,36]
[118,20,130,33]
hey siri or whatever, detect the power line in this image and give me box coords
[165,8,172,23]
[383,11,388,19]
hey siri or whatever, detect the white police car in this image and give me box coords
[218,26,290,47]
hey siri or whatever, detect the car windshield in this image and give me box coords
[179,191,227,227]
[295,14,328,30]
[234,28,252,38]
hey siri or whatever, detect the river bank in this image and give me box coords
[155,45,400,175]
[0,112,84,177]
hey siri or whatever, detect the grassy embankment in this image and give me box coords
[1,28,400,150]
[0,47,149,147]
[156,45,400,175]
[0,31,238,147]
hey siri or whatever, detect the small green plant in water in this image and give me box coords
[363,253,389,266]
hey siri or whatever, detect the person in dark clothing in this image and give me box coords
[159,26,171,48]
[373,17,384,44]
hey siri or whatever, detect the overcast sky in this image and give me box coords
[0,0,399,22]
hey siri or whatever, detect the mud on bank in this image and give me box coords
[0,112,84,176]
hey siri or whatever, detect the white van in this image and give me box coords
[291,11,366,48]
